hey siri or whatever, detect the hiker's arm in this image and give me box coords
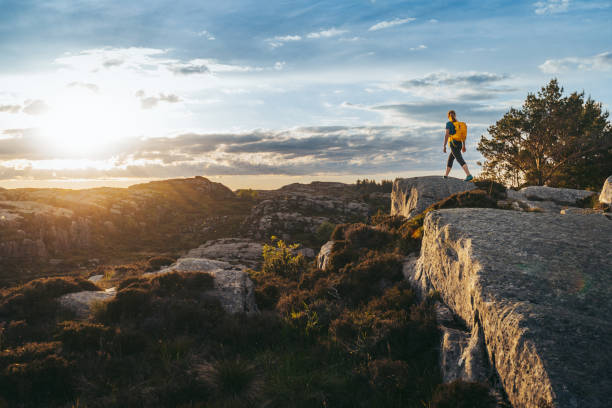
[443,129,449,152]
[462,142,466,153]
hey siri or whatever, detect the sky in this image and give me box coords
[0,0,610,190]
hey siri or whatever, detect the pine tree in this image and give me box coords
[477,79,612,189]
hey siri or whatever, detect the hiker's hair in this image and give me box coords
[448,110,457,121]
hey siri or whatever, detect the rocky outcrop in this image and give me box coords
[600,175,612,204]
[244,182,369,241]
[58,288,116,318]
[316,241,334,270]
[408,208,612,408]
[148,257,257,314]
[517,185,596,205]
[184,238,264,269]
[391,177,476,219]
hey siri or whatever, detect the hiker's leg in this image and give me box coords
[451,142,470,176]
[446,151,454,177]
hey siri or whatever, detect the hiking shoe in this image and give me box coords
[443,176,448,179]
[464,175,473,182]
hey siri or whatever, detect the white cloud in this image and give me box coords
[306,28,348,39]
[534,0,570,15]
[368,18,415,31]
[274,61,286,70]
[197,30,216,40]
[265,34,302,48]
[409,45,427,51]
[539,51,612,73]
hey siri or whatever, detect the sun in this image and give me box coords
[40,88,140,156]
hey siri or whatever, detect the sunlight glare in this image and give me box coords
[40,88,140,156]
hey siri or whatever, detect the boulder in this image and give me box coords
[184,238,263,269]
[411,208,612,408]
[316,241,335,270]
[391,176,476,219]
[148,257,258,314]
[512,186,596,206]
[58,288,116,318]
[600,176,612,204]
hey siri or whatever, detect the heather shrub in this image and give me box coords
[315,221,336,243]
[0,354,75,405]
[429,189,497,211]
[0,277,98,322]
[430,380,496,408]
[55,321,114,352]
[146,255,176,271]
[367,358,412,392]
[335,252,403,304]
[196,358,262,407]
[473,179,507,199]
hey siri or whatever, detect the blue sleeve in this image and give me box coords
[446,121,456,135]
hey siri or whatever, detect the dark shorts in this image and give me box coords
[447,140,465,168]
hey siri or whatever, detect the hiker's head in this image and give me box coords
[447,110,457,122]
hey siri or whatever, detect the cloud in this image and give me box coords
[197,30,216,40]
[534,0,570,14]
[135,91,181,109]
[367,100,508,124]
[409,45,427,51]
[0,126,454,179]
[539,51,612,73]
[265,34,302,48]
[401,72,509,88]
[306,28,348,39]
[67,82,100,93]
[368,18,415,31]
[0,105,21,114]
[169,62,210,75]
[22,100,49,115]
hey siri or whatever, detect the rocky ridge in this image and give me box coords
[395,176,612,408]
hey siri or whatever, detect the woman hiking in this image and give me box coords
[443,110,473,181]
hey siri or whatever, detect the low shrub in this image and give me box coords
[196,358,262,407]
[146,255,176,271]
[55,321,114,353]
[0,277,98,322]
[473,179,507,199]
[430,380,497,408]
[262,237,307,280]
[0,354,75,405]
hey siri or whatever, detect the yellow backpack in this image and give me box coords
[450,121,467,143]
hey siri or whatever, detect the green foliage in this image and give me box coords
[235,188,259,200]
[355,178,393,193]
[478,79,612,189]
[430,380,497,408]
[262,237,307,279]
[314,221,336,244]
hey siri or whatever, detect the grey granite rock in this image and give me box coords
[148,257,258,314]
[600,175,612,204]
[58,288,116,318]
[415,208,612,408]
[391,176,476,219]
[516,186,596,206]
[316,241,335,270]
[184,238,263,269]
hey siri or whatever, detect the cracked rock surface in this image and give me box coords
[413,208,612,408]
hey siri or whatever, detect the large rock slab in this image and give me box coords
[600,175,612,204]
[391,176,476,219]
[413,208,612,408]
